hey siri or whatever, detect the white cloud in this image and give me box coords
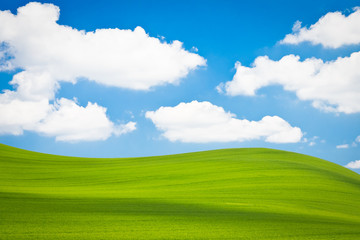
[145,101,302,143]
[303,136,319,146]
[0,94,136,141]
[291,20,302,32]
[356,135,360,142]
[281,7,360,48]
[0,96,50,135]
[0,2,206,91]
[0,2,206,141]
[34,98,136,142]
[336,144,349,149]
[345,160,360,169]
[218,52,360,114]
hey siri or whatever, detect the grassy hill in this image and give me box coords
[0,143,359,240]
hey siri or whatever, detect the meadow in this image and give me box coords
[0,143,360,239]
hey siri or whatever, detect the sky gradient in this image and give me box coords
[0,0,359,173]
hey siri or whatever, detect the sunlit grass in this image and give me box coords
[0,144,359,239]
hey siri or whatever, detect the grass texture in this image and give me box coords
[0,143,360,239]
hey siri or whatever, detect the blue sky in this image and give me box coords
[0,0,359,172]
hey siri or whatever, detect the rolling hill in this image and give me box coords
[0,143,359,239]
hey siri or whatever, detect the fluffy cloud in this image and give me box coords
[0,93,136,141]
[336,144,349,149]
[34,98,136,142]
[0,2,206,91]
[280,7,360,48]
[0,96,50,135]
[146,101,302,143]
[345,160,360,169]
[218,52,360,114]
[0,2,205,141]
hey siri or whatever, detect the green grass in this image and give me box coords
[0,143,359,240]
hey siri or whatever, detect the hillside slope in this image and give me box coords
[0,143,360,239]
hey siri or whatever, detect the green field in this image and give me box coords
[0,143,359,239]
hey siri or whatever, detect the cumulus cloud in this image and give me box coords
[280,7,360,48]
[345,160,360,169]
[145,101,302,143]
[0,96,50,135]
[0,92,136,141]
[336,144,349,149]
[34,98,136,142]
[217,52,360,114]
[0,2,205,141]
[0,2,206,91]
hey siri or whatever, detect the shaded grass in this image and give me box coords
[0,144,360,239]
